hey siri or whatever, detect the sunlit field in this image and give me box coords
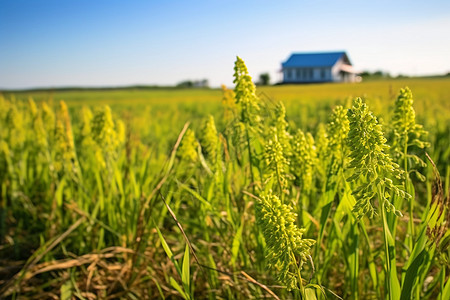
[1,61,449,299]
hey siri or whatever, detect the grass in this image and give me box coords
[4,76,449,129]
[0,69,449,299]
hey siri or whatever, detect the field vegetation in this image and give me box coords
[0,58,449,299]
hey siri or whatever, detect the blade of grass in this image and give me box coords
[182,243,191,296]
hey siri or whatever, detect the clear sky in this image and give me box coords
[1,0,449,89]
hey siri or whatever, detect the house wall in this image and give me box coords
[331,57,344,82]
[283,67,332,83]
[331,57,357,82]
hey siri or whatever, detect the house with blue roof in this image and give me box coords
[281,51,358,83]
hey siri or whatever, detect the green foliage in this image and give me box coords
[346,97,409,218]
[54,102,79,177]
[89,105,123,171]
[391,87,429,175]
[233,56,261,126]
[258,73,270,86]
[270,102,292,151]
[291,129,316,192]
[91,105,118,152]
[327,105,349,158]
[255,192,315,290]
[1,59,449,299]
[264,136,290,192]
[315,123,328,164]
[178,128,199,165]
[29,99,48,151]
[392,88,416,140]
[200,115,219,165]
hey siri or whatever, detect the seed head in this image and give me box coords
[264,136,290,190]
[41,102,55,134]
[291,129,315,192]
[391,87,429,171]
[91,106,117,152]
[200,115,219,165]
[178,129,199,164]
[346,98,409,218]
[233,56,260,126]
[327,105,349,157]
[255,192,315,290]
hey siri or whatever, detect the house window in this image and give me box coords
[321,68,326,79]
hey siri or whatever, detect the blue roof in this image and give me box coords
[282,51,349,68]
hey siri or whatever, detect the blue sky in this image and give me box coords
[1,0,449,89]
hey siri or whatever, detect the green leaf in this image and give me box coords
[60,280,73,300]
[155,225,173,260]
[55,177,66,207]
[230,220,244,266]
[441,274,450,300]
[307,284,327,299]
[170,276,188,299]
[153,278,165,299]
[182,243,190,292]
[348,223,359,298]
[400,249,428,300]
[305,287,318,300]
[381,206,401,300]
[114,165,124,195]
[178,181,212,208]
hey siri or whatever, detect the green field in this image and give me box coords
[1,62,449,299]
[5,76,450,129]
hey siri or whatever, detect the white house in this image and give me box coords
[281,51,358,83]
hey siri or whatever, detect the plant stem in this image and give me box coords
[378,183,400,300]
[403,133,414,251]
[244,123,255,193]
[380,198,393,300]
[291,251,306,299]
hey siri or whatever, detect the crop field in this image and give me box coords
[0,58,449,299]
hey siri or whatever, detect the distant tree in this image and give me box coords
[360,71,371,77]
[258,73,270,86]
[194,79,209,88]
[396,74,408,79]
[176,80,193,88]
[373,70,383,77]
[176,79,209,88]
[360,70,392,80]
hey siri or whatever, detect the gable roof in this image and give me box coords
[282,51,350,68]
